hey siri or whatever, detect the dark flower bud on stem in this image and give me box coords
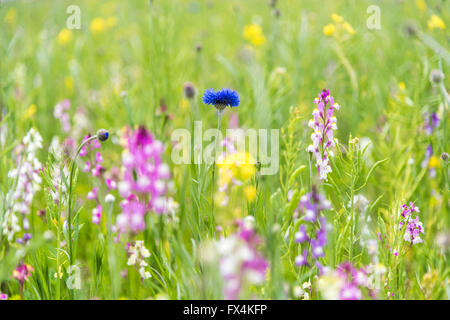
[430,69,445,84]
[97,129,109,142]
[183,82,196,99]
[441,152,449,161]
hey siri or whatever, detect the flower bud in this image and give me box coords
[96,129,109,142]
[430,69,444,84]
[441,152,449,161]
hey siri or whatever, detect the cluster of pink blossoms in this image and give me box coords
[216,217,268,299]
[82,135,116,224]
[53,99,71,133]
[399,202,424,245]
[307,89,340,181]
[115,126,173,234]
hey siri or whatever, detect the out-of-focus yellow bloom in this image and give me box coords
[218,151,256,185]
[90,17,107,34]
[24,104,37,119]
[57,28,72,46]
[106,16,118,28]
[331,13,344,23]
[65,76,74,92]
[243,185,256,202]
[323,14,355,38]
[428,15,446,30]
[5,8,17,26]
[323,23,336,36]
[416,0,427,11]
[398,81,406,90]
[343,22,355,35]
[429,156,441,168]
[243,24,266,46]
[180,98,189,110]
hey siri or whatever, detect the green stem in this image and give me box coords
[211,110,223,219]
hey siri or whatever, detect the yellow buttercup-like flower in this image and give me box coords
[428,156,441,168]
[5,8,17,26]
[343,22,355,35]
[416,0,427,11]
[243,24,266,46]
[243,185,256,202]
[57,28,72,46]
[331,13,344,23]
[218,151,256,185]
[24,104,37,119]
[90,17,107,34]
[323,24,336,36]
[427,15,446,30]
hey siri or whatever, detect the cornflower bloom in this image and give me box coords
[293,189,331,273]
[307,89,340,181]
[216,217,268,299]
[202,88,240,212]
[115,126,174,234]
[126,240,151,281]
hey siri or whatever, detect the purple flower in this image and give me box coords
[295,249,309,267]
[423,112,440,135]
[339,283,362,300]
[307,89,340,181]
[295,225,309,243]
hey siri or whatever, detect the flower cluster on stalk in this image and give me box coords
[399,202,424,245]
[126,240,152,281]
[318,262,376,300]
[115,126,176,235]
[3,128,43,242]
[307,89,340,181]
[293,189,331,273]
[216,217,268,299]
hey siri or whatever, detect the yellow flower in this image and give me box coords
[5,8,17,26]
[416,0,427,11]
[429,156,441,168]
[323,23,336,36]
[243,185,256,202]
[218,151,256,187]
[57,28,72,46]
[90,17,107,34]
[106,16,118,28]
[65,76,74,92]
[331,13,344,23]
[243,24,266,46]
[343,22,355,35]
[398,81,406,90]
[428,15,446,30]
[180,98,189,111]
[24,104,37,119]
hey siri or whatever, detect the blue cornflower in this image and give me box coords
[202,88,240,110]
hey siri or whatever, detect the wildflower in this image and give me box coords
[216,219,268,299]
[0,293,7,300]
[3,129,43,241]
[399,203,424,245]
[307,89,340,181]
[54,100,71,133]
[183,82,196,99]
[323,24,336,36]
[116,126,174,234]
[24,104,37,119]
[57,28,72,46]
[243,185,256,202]
[127,240,152,280]
[105,194,115,203]
[293,189,331,272]
[427,15,446,30]
[423,112,440,135]
[430,69,445,84]
[90,17,106,34]
[202,88,240,110]
[92,205,102,224]
[13,263,34,285]
[441,152,449,161]
[243,24,266,46]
